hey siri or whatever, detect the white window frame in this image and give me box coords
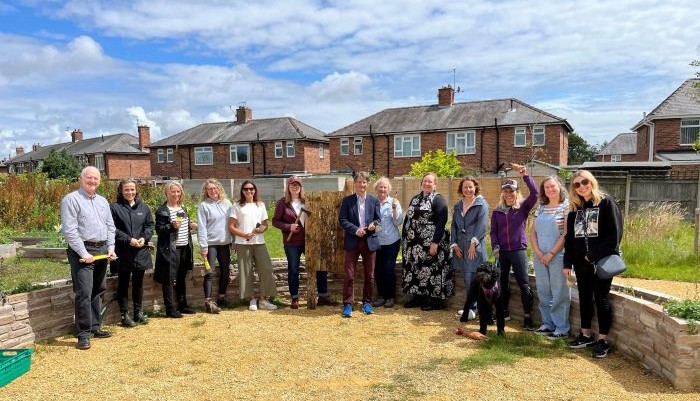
[157,149,164,163]
[166,148,174,163]
[77,155,88,167]
[275,142,283,158]
[229,144,250,164]
[394,134,421,157]
[532,125,545,146]
[680,119,699,145]
[353,137,363,155]
[446,130,476,155]
[94,154,104,171]
[610,154,621,162]
[286,140,295,157]
[340,138,349,156]
[319,144,324,159]
[194,146,213,166]
[514,126,526,147]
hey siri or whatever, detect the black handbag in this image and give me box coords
[581,210,626,279]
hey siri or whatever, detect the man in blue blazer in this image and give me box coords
[339,171,381,317]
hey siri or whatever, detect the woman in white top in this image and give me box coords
[229,180,278,311]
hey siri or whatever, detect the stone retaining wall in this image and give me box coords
[0,261,697,389]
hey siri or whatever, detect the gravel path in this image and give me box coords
[3,302,699,400]
[613,277,699,299]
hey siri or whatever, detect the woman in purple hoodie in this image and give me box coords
[490,163,538,330]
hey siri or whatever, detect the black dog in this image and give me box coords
[474,262,505,336]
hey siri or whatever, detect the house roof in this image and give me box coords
[328,98,574,137]
[7,133,147,164]
[580,161,671,170]
[632,78,700,130]
[655,151,700,163]
[149,117,328,147]
[597,132,637,155]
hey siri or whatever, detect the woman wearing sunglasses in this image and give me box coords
[563,170,623,358]
[229,181,278,311]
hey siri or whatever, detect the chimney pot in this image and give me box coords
[16,146,24,156]
[236,106,252,123]
[438,86,454,107]
[138,125,151,151]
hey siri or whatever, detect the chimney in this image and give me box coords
[16,146,24,156]
[71,129,83,143]
[438,86,455,107]
[236,106,252,123]
[138,125,151,151]
[32,143,41,152]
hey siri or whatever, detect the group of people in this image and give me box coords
[62,166,623,359]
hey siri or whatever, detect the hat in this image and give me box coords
[287,176,302,186]
[501,179,519,191]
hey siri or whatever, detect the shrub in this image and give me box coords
[663,299,700,334]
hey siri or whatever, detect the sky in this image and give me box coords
[1,0,699,161]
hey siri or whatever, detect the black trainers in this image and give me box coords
[133,311,149,324]
[568,333,595,349]
[534,326,554,336]
[592,339,610,358]
[503,311,511,321]
[523,317,535,331]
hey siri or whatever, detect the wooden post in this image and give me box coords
[624,172,632,216]
[695,208,699,255]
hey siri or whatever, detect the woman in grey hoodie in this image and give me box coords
[197,178,233,313]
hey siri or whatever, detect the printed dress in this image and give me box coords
[401,190,454,299]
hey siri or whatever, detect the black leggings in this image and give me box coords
[203,245,231,298]
[117,269,145,314]
[498,249,533,315]
[576,267,613,335]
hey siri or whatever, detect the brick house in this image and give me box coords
[327,86,573,177]
[148,106,330,179]
[596,133,637,162]
[630,78,700,171]
[6,126,151,179]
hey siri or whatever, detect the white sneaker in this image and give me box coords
[248,299,258,311]
[456,309,464,318]
[258,299,278,310]
[467,309,476,321]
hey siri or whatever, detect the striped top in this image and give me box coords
[534,199,570,235]
[168,206,190,246]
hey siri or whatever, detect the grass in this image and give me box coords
[459,332,571,371]
[0,255,69,294]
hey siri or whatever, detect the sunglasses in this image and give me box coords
[573,178,590,189]
[243,187,256,192]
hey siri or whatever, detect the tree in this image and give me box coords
[408,149,462,178]
[567,132,598,165]
[40,149,81,180]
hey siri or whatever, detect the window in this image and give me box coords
[286,141,295,157]
[166,148,174,163]
[394,134,421,157]
[94,154,104,171]
[340,138,349,155]
[680,119,699,145]
[230,144,250,163]
[157,149,164,163]
[319,144,324,159]
[533,126,545,146]
[611,154,621,162]
[194,146,213,165]
[514,127,526,147]
[446,131,476,155]
[275,142,283,158]
[77,155,88,166]
[354,137,363,155]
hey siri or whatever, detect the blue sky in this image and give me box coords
[1,0,699,161]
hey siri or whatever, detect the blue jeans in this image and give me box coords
[285,245,328,298]
[534,253,570,334]
[375,240,400,299]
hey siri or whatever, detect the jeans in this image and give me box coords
[534,255,570,334]
[68,244,108,340]
[204,244,231,298]
[499,249,533,315]
[374,240,400,299]
[285,245,329,298]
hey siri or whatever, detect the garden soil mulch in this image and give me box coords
[2,278,699,400]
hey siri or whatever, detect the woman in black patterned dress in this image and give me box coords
[401,172,454,310]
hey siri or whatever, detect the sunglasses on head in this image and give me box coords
[573,178,590,189]
[243,187,256,192]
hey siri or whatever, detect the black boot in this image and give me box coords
[121,313,136,328]
[178,300,196,314]
[133,310,149,324]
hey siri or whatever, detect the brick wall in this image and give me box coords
[1,262,697,389]
[329,124,568,176]
[105,155,151,179]
[150,140,329,179]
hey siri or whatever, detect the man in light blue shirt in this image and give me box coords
[61,166,116,350]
